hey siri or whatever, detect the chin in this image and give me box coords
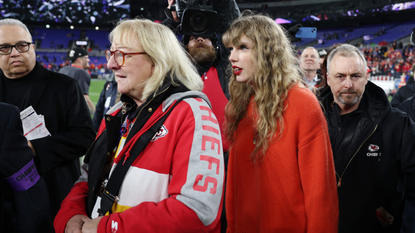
[236,77,248,83]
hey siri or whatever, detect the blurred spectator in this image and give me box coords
[0,102,52,233]
[391,66,415,107]
[397,94,415,232]
[92,75,119,132]
[299,46,322,93]
[59,47,95,115]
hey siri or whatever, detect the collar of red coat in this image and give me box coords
[71,64,84,69]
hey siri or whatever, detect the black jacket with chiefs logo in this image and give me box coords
[321,81,415,233]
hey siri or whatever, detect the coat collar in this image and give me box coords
[322,81,391,175]
[321,81,390,124]
[0,61,48,109]
[24,62,49,109]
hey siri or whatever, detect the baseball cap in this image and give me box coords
[67,47,88,61]
[318,49,327,58]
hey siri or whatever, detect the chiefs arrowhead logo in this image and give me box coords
[368,144,379,152]
[151,125,168,142]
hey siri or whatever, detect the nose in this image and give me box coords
[229,49,237,63]
[196,37,204,43]
[107,54,120,70]
[9,46,20,56]
[344,77,353,89]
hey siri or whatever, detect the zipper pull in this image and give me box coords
[337,178,342,188]
[122,152,129,165]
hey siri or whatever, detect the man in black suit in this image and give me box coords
[0,19,95,227]
[0,102,52,233]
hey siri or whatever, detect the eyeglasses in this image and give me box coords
[0,42,32,55]
[105,49,147,67]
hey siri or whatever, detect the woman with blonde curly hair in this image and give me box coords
[223,14,339,232]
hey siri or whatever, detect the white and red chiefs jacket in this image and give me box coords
[54,86,224,233]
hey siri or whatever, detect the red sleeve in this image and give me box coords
[53,181,89,233]
[297,91,339,233]
[98,199,216,233]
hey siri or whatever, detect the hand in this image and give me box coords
[28,140,36,157]
[82,216,103,233]
[65,215,90,233]
[172,11,179,22]
[167,0,175,9]
[166,0,179,23]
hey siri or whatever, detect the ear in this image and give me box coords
[326,73,331,86]
[365,71,369,85]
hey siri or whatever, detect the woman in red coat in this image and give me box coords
[223,13,339,232]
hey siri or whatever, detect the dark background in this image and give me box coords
[1,0,415,30]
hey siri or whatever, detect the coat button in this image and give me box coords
[148,108,152,112]
[106,117,111,121]
[107,152,111,156]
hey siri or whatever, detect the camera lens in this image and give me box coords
[190,12,207,32]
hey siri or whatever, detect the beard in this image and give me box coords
[188,45,217,66]
[337,92,361,106]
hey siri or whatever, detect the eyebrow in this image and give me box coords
[0,40,30,46]
[334,72,364,76]
[110,45,131,50]
[236,40,253,48]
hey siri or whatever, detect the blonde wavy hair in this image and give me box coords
[223,14,303,161]
[109,18,203,102]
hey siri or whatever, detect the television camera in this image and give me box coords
[175,0,218,38]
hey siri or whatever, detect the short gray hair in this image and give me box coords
[302,46,319,57]
[0,18,32,41]
[326,44,366,73]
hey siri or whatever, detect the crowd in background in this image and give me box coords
[38,57,111,79]
[295,41,415,83]
[35,37,415,83]
[363,42,415,80]
[0,0,129,25]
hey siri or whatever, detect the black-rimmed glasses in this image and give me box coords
[0,42,32,55]
[105,49,147,67]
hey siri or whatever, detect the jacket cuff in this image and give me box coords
[98,215,111,233]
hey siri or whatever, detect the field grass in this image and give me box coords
[90,79,107,106]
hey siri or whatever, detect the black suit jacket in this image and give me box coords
[0,62,96,219]
[0,102,53,233]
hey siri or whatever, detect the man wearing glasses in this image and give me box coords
[0,19,95,231]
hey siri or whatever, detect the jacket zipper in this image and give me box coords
[84,129,106,159]
[122,87,169,165]
[336,124,378,188]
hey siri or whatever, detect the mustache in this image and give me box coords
[340,90,358,94]
[195,43,207,48]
